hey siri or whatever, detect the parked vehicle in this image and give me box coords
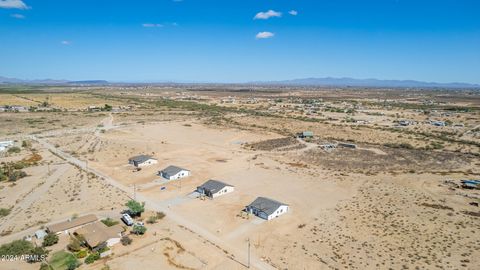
[121,213,134,226]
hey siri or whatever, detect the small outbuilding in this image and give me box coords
[128,155,158,167]
[196,180,234,199]
[35,230,48,239]
[159,165,190,180]
[245,197,289,220]
[297,131,314,139]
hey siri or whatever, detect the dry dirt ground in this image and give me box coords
[1,89,479,270]
[46,119,479,270]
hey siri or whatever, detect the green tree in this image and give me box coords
[42,233,59,247]
[27,246,48,263]
[125,200,145,217]
[132,225,147,235]
[67,237,83,252]
[66,256,79,270]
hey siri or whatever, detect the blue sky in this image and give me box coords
[0,0,479,83]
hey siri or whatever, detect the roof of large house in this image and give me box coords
[75,222,124,248]
[47,214,98,233]
[197,180,233,193]
[129,155,155,163]
[161,165,188,176]
[247,197,287,216]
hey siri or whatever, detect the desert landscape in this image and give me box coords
[1,85,479,270]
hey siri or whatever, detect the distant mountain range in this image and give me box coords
[0,76,108,85]
[252,77,480,89]
[1,75,479,89]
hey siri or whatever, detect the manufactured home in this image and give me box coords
[196,180,234,199]
[159,165,190,180]
[245,197,289,220]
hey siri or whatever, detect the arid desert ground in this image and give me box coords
[1,85,479,270]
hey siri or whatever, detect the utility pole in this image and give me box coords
[247,238,251,268]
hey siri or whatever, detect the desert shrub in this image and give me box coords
[147,212,166,224]
[0,208,11,217]
[67,237,83,252]
[101,218,119,227]
[42,233,59,247]
[7,147,21,153]
[132,225,147,235]
[84,252,100,264]
[120,236,132,246]
[75,250,87,258]
[8,170,27,182]
[22,140,31,148]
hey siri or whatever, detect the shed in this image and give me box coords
[297,131,314,138]
[35,230,48,239]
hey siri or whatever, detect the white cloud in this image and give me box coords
[0,0,29,9]
[61,40,71,45]
[289,10,298,16]
[256,31,274,39]
[254,10,281,20]
[10,13,25,19]
[142,23,164,28]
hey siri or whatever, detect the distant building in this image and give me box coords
[398,120,414,126]
[297,131,314,139]
[431,121,446,127]
[245,197,289,220]
[128,155,158,167]
[8,105,29,112]
[196,180,234,199]
[74,222,125,251]
[159,165,190,180]
[46,214,98,234]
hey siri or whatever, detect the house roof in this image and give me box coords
[197,180,233,194]
[47,214,98,233]
[161,165,188,176]
[129,155,155,163]
[75,222,124,248]
[247,197,287,216]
